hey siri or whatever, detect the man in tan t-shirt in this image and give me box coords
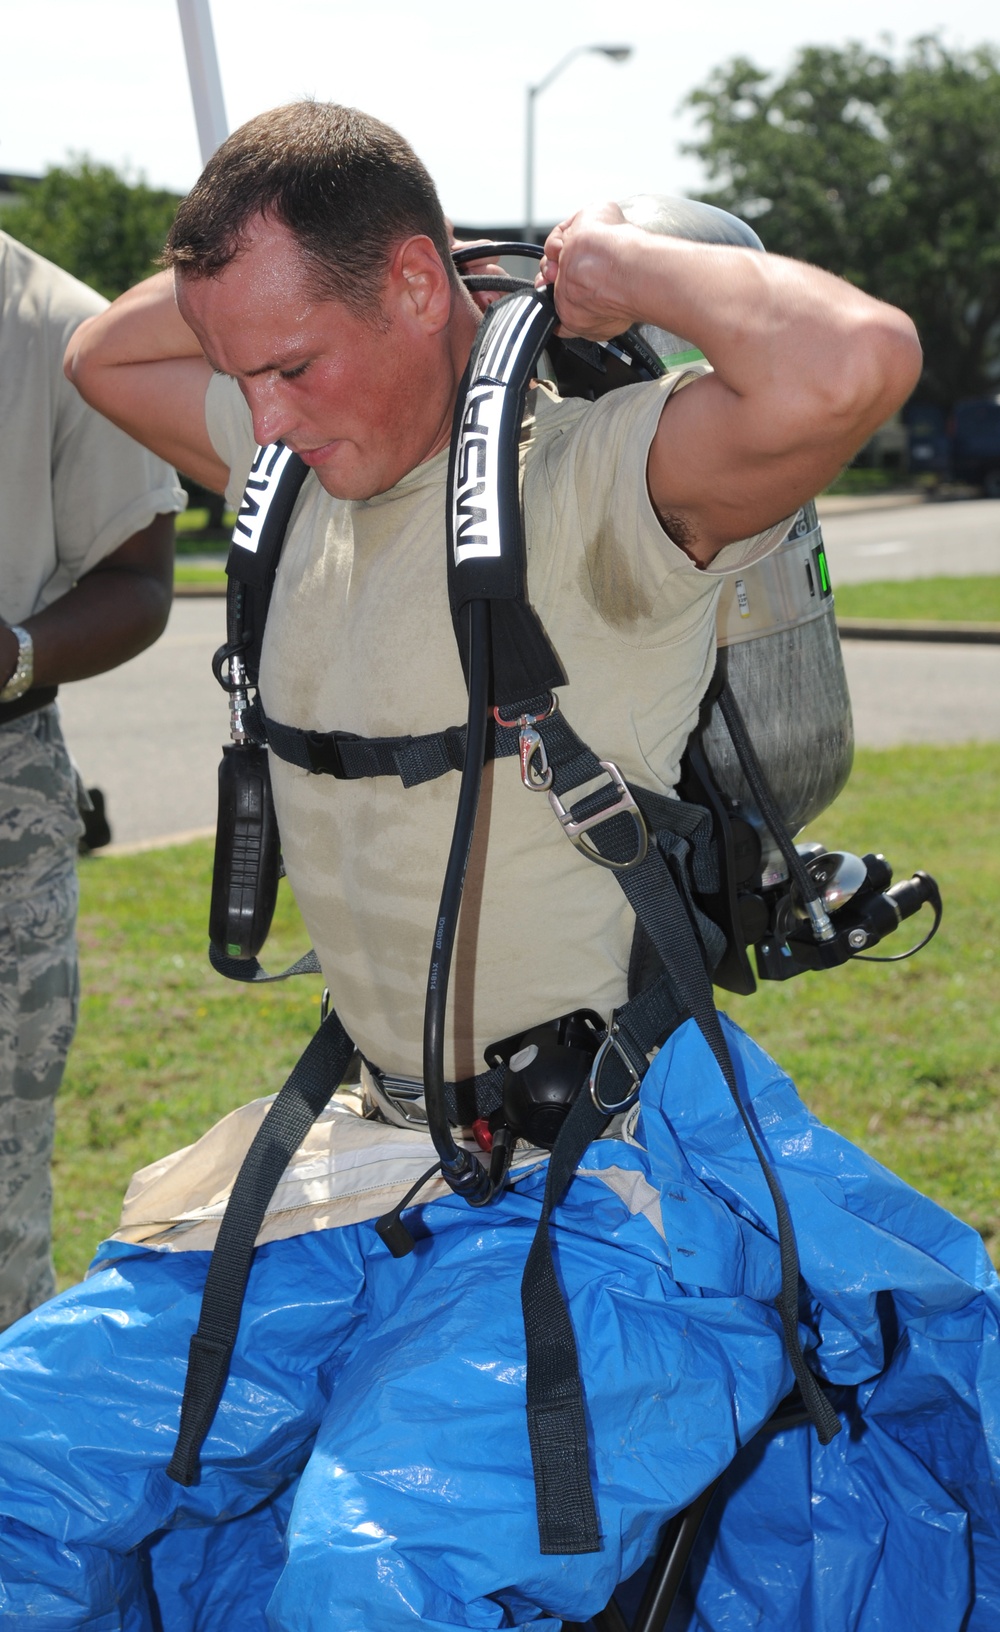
[63,103,919,1090]
[0,101,925,1628]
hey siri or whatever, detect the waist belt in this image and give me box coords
[0,685,58,727]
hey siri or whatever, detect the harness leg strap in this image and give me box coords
[167,1009,357,1486]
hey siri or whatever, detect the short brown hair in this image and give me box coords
[164,102,456,314]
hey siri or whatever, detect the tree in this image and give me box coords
[683,36,1000,406]
[0,159,180,301]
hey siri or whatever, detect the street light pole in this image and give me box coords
[524,44,633,243]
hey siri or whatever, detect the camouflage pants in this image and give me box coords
[0,707,81,1331]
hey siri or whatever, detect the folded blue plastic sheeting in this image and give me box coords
[0,1014,998,1631]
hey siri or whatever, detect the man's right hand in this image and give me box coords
[536,204,645,340]
[64,271,230,495]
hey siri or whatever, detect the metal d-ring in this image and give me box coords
[589,1027,643,1114]
[547,760,648,870]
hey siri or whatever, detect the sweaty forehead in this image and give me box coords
[175,250,357,379]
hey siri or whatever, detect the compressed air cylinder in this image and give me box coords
[703,503,854,884]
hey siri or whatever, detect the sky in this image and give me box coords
[2,0,998,228]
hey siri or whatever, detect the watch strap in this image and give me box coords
[0,625,34,703]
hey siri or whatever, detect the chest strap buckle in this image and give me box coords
[547,760,648,871]
[302,729,360,777]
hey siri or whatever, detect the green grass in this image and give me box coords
[175,507,234,550]
[834,576,1000,623]
[174,562,227,588]
[53,843,321,1286]
[724,744,999,1261]
[53,744,998,1286]
[822,468,910,496]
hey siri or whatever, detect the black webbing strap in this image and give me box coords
[167,1007,356,1486]
[615,849,841,1448]
[522,1081,611,1553]
[523,973,685,1556]
[207,943,321,984]
[518,714,839,1552]
[553,727,842,1446]
[260,704,522,789]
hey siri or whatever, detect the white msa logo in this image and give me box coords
[453,384,504,565]
[231,443,295,555]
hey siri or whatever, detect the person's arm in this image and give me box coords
[538,204,923,565]
[64,271,229,494]
[0,513,174,689]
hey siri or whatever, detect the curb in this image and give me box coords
[837,618,1000,645]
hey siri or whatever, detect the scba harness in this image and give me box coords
[172,225,940,1557]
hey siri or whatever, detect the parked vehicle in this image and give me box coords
[903,396,1000,493]
[949,396,1000,496]
[902,402,951,477]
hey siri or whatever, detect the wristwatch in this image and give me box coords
[0,625,34,703]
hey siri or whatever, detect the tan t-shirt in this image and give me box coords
[207,371,787,1080]
[0,232,185,624]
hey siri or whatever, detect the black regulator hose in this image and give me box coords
[421,598,493,1203]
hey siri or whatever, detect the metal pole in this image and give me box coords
[525,84,537,242]
[523,46,632,245]
[176,0,229,167]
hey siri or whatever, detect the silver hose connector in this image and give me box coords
[228,652,249,745]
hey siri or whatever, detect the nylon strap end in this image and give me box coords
[166,1333,234,1486]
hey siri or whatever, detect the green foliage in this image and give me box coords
[0,159,179,300]
[684,36,1000,404]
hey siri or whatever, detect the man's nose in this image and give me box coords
[245,382,296,449]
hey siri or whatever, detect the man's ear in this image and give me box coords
[390,235,453,335]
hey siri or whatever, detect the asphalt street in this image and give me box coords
[819,496,1000,584]
[56,500,1000,849]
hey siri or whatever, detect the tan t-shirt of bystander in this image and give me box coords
[0,232,185,625]
[206,371,788,1082]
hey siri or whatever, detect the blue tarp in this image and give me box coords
[1,1013,998,1629]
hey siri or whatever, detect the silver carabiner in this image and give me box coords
[518,723,553,791]
[492,696,558,792]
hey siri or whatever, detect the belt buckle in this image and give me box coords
[547,760,648,870]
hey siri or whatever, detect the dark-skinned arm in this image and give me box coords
[0,512,175,689]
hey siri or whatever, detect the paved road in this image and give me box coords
[59,598,226,850]
[819,497,1000,584]
[56,504,1000,849]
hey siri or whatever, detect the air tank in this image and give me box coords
[620,194,855,884]
[706,504,854,883]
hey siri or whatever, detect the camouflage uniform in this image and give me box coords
[0,706,81,1329]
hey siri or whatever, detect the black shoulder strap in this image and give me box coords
[445,289,566,709]
[224,443,310,687]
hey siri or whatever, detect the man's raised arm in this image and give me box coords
[64,271,230,495]
[539,205,923,566]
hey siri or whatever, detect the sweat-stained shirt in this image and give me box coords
[206,370,789,1082]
